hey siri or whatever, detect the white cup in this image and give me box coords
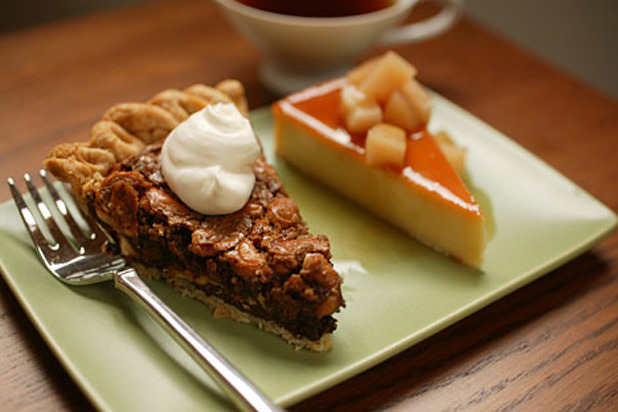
[215,0,463,94]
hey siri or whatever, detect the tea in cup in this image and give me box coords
[215,0,463,94]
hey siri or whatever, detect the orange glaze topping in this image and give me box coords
[273,79,480,214]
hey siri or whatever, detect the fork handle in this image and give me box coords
[114,268,284,412]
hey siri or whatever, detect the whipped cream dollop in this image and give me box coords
[161,103,260,215]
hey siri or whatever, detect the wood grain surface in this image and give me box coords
[1,0,617,410]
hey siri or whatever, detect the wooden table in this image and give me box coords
[1,1,617,410]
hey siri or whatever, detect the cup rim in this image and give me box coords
[214,0,417,27]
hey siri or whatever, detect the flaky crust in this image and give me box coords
[44,79,249,202]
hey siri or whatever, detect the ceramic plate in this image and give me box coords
[1,96,616,411]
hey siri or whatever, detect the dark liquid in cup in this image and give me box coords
[235,0,396,18]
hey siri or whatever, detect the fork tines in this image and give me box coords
[7,170,105,257]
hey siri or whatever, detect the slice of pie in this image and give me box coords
[44,80,344,351]
[273,53,486,266]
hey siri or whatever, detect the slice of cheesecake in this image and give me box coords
[273,74,486,267]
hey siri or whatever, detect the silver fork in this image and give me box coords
[8,170,283,412]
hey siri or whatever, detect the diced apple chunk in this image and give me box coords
[346,57,379,85]
[345,104,383,133]
[384,89,423,131]
[383,79,431,131]
[365,123,407,167]
[434,130,466,176]
[340,85,369,116]
[341,85,382,133]
[358,51,417,103]
[401,79,431,123]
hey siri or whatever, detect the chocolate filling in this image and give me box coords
[94,143,344,342]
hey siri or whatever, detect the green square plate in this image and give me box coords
[0,95,615,411]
